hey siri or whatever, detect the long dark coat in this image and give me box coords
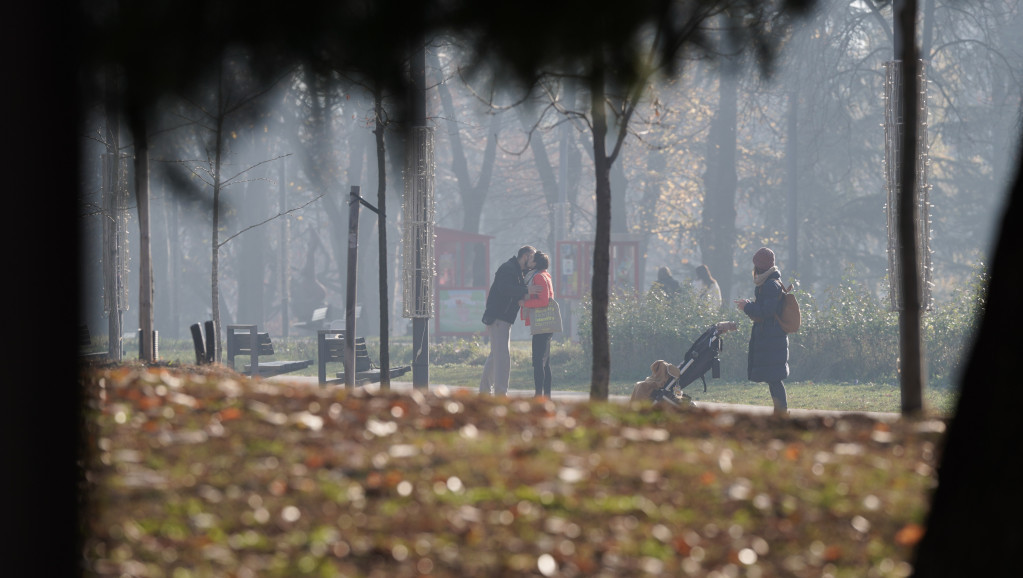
[482,257,528,325]
[741,270,790,383]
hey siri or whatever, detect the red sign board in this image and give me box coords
[555,239,639,299]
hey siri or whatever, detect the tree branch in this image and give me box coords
[222,153,293,187]
[217,190,327,249]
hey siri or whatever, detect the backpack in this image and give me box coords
[776,283,801,334]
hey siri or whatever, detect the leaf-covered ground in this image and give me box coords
[81,364,946,577]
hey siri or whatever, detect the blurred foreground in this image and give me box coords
[81,364,944,577]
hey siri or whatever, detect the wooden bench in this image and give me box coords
[226,324,313,377]
[317,329,411,386]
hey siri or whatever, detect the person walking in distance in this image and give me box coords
[734,247,790,415]
[520,251,556,398]
[479,246,539,396]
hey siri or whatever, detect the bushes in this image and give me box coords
[139,264,984,390]
[578,284,734,381]
[577,266,984,387]
[923,265,987,387]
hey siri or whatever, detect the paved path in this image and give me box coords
[269,376,903,422]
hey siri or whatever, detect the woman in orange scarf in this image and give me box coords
[520,251,555,398]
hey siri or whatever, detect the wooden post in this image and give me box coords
[345,186,361,388]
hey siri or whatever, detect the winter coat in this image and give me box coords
[741,270,790,383]
[482,257,529,325]
[520,270,553,328]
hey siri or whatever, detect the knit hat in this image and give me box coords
[753,247,775,271]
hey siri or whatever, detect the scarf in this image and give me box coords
[754,266,779,287]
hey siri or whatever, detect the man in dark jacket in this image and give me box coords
[479,245,538,395]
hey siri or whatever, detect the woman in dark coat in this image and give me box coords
[734,247,790,415]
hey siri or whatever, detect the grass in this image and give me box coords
[127,336,959,417]
[80,363,946,577]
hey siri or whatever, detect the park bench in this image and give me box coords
[293,305,334,333]
[226,324,313,377]
[79,324,108,363]
[189,320,217,365]
[317,329,411,386]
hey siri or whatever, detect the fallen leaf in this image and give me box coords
[895,523,925,546]
[305,453,326,469]
[218,407,243,421]
[784,444,801,461]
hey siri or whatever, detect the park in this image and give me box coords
[9,0,1022,576]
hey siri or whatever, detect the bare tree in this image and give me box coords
[430,47,502,235]
[174,55,289,358]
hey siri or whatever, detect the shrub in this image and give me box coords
[577,284,733,382]
[576,265,983,386]
[923,264,987,388]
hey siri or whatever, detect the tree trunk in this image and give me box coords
[589,67,611,400]
[637,147,667,292]
[374,89,391,388]
[129,111,155,363]
[896,0,924,414]
[170,189,181,340]
[910,136,1023,577]
[104,68,123,361]
[519,109,560,249]
[700,67,738,302]
[211,111,224,362]
[236,178,268,327]
[279,158,291,338]
[347,114,380,336]
[610,146,629,235]
[785,92,799,277]
[155,180,175,338]
[301,73,346,317]
[432,50,499,235]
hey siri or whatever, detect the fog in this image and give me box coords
[78,0,1022,345]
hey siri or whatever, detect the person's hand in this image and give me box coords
[518,299,526,307]
[734,299,749,312]
[528,285,542,296]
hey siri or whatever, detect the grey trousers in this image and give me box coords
[479,319,512,395]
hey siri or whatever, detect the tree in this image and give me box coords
[430,46,502,235]
[700,51,740,305]
[173,54,287,359]
[450,0,814,398]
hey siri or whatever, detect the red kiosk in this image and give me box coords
[555,236,641,341]
[434,227,493,337]
[555,237,641,299]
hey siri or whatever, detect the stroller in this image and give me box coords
[649,321,738,407]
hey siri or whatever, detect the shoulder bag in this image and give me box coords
[530,297,563,335]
